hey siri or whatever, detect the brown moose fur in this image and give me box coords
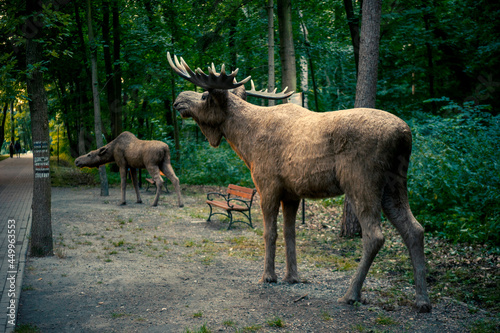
[75,131,183,207]
[173,86,431,313]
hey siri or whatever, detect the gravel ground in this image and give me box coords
[16,185,494,332]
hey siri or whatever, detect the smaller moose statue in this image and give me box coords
[75,131,183,207]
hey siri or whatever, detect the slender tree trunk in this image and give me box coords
[343,0,361,74]
[112,2,123,137]
[87,0,109,196]
[26,0,53,256]
[341,0,382,238]
[298,12,319,111]
[102,0,117,139]
[0,102,8,145]
[10,101,15,141]
[277,0,297,94]
[267,0,275,107]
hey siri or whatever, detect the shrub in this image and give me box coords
[408,100,500,245]
[171,138,253,187]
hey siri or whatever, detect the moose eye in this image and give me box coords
[201,92,208,100]
[87,154,91,157]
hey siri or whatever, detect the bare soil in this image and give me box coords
[17,185,494,332]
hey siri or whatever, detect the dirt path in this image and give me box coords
[17,186,491,332]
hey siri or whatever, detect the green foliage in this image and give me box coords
[408,100,500,244]
[172,138,253,187]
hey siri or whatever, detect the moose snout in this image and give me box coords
[75,158,83,168]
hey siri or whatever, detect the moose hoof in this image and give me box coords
[415,301,432,313]
[179,203,184,208]
[338,295,358,305]
[259,273,278,283]
[119,202,127,206]
[136,200,143,204]
[283,274,301,284]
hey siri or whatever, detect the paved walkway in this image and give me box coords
[0,154,33,333]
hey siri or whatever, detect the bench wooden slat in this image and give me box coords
[206,200,247,211]
[227,184,255,199]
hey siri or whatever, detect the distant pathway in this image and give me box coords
[0,154,33,333]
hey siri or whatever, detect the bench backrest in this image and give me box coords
[227,184,256,200]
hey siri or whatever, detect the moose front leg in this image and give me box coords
[259,196,280,283]
[282,199,301,283]
[119,167,128,205]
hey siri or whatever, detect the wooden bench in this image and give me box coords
[145,171,169,193]
[206,184,257,230]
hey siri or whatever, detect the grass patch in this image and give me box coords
[14,324,40,333]
[185,323,212,333]
[266,316,285,327]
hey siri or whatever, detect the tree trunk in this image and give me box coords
[26,0,53,256]
[354,0,382,108]
[87,0,109,196]
[341,0,382,238]
[277,0,297,94]
[343,0,361,74]
[10,101,15,141]
[112,2,123,138]
[0,102,7,145]
[298,12,319,111]
[267,0,275,107]
[102,1,117,139]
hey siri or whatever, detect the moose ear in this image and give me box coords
[98,147,108,156]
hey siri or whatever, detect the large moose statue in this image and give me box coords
[167,53,431,312]
[75,131,183,208]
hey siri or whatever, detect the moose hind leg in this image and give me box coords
[161,163,184,207]
[119,167,128,205]
[382,186,431,313]
[338,202,385,305]
[129,168,142,204]
[282,199,301,283]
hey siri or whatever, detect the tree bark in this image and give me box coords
[341,0,382,238]
[26,0,53,256]
[267,0,276,107]
[277,0,297,94]
[87,0,109,196]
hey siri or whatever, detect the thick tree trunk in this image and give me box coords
[354,0,382,109]
[341,0,382,238]
[277,0,297,94]
[26,0,53,256]
[267,0,276,107]
[87,0,109,196]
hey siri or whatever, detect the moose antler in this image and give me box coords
[167,52,251,90]
[246,80,294,100]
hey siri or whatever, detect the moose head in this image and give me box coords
[167,52,293,147]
